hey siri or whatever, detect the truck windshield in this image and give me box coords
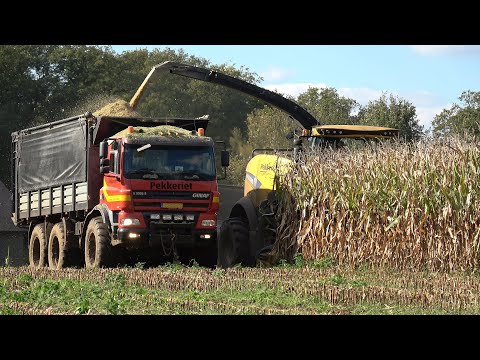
[123,145,216,180]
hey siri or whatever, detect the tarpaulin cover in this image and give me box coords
[17,119,87,192]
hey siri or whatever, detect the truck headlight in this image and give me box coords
[121,218,141,226]
[201,220,216,227]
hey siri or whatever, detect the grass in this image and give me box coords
[2,264,480,314]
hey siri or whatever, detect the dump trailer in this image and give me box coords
[11,113,229,269]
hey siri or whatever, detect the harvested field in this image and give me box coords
[1,265,480,314]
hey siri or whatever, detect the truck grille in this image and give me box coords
[134,202,209,210]
[132,191,210,200]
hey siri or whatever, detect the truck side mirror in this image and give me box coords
[221,150,230,167]
[100,158,110,173]
[99,141,108,159]
[100,165,110,174]
[100,158,110,166]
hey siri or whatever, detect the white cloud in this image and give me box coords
[395,91,448,129]
[260,66,296,82]
[338,87,384,104]
[263,82,450,130]
[340,87,446,129]
[398,90,442,107]
[409,45,480,56]
[415,105,449,129]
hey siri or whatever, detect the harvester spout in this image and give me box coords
[129,66,158,110]
[128,61,319,129]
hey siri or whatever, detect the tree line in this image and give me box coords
[0,45,477,188]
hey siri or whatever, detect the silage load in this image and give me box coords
[112,125,197,139]
[93,100,142,117]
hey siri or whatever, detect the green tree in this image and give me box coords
[245,106,294,150]
[432,90,480,137]
[227,106,296,186]
[297,87,359,125]
[0,45,265,188]
[0,45,123,187]
[358,92,424,141]
[226,87,361,185]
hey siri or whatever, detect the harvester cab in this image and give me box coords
[298,124,400,154]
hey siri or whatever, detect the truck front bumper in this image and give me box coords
[116,226,216,249]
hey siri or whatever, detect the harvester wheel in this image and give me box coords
[48,222,81,269]
[218,217,255,268]
[29,223,52,269]
[84,216,112,268]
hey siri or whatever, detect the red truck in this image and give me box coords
[11,114,229,268]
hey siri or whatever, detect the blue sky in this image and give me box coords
[111,45,480,130]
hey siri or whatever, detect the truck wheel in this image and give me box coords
[85,216,112,268]
[29,223,52,269]
[218,217,256,268]
[48,222,81,269]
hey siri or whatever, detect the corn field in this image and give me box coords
[2,266,480,314]
[273,136,480,272]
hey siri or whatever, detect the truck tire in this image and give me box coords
[84,216,112,268]
[29,223,52,269]
[218,217,256,268]
[48,222,81,269]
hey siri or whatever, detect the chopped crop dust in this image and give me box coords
[65,94,142,118]
[65,94,126,118]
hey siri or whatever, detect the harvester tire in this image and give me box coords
[218,217,255,268]
[48,222,81,269]
[29,223,52,269]
[85,216,112,268]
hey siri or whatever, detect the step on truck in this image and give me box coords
[11,114,229,269]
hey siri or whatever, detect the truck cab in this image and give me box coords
[99,125,227,261]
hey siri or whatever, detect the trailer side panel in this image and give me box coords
[17,118,88,193]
